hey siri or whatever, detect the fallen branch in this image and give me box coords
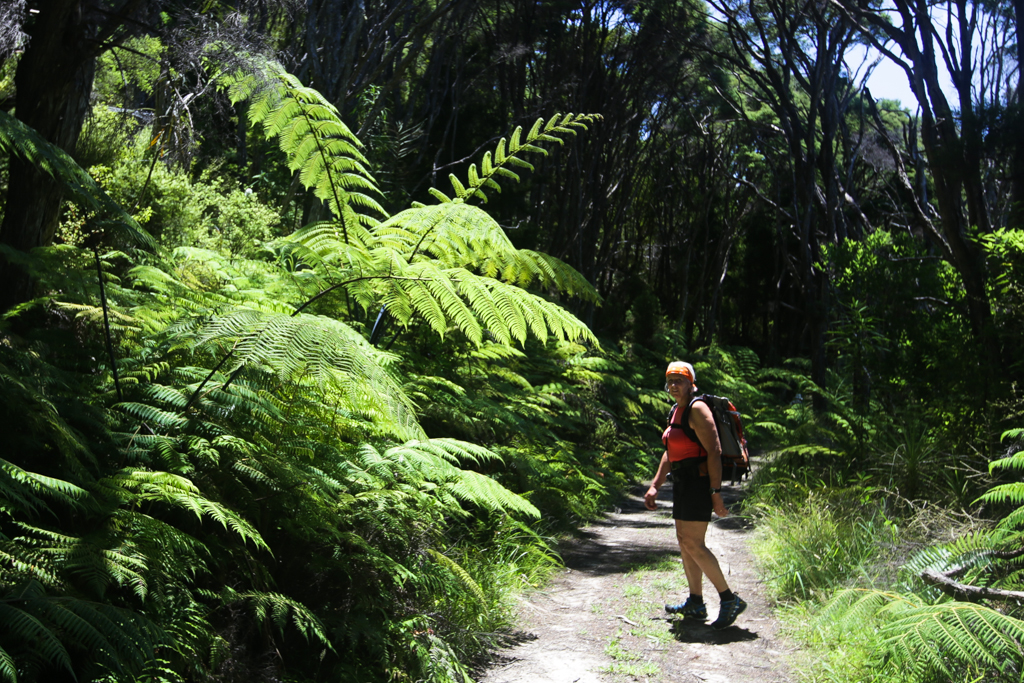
[920,569,1024,603]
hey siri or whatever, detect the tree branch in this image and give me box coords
[920,568,1024,603]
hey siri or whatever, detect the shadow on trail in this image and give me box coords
[559,543,681,575]
[669,619,760,645]
[552,481,758,576]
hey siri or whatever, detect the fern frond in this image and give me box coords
[0,601,74,675]
[0,111,152,248]
[382,440,538,517]
[821,587,1024,680]
[978,482,1024,510]
[426,549,486,605]
[186,308,422,439]
[774,443,841,458]
[883,601,1024,677]
[444,469,540,518]
[374,202,600,303]
[439,113,601,205]
[0,648,15,683]
[989,448,1024,473]
[101,470,269,551]
[380,263,596,346]
[231,65,385,230]
[0,458,87,509]
[230,591,333,648]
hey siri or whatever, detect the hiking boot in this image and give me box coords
[665,597,707,620]
[711,594,747,629]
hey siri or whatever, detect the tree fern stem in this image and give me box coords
[369,305,388,346]
[129,126,164,215]
[407,212,447,263]
[300,106,348,244]
[383,326,404,351]
[94,249,123,402]
[184,340,239,411]
[292,275,426,316]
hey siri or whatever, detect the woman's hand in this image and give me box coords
[712,492,728,518]
[644,486,659,510]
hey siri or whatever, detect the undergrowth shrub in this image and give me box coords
[87,157,283,255]
[748,437,1024,683]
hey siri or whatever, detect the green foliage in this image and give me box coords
[756,431,1024,683]
[809,589,1024,682]
[74,160,283,256]
[229,64,385,226]
[93,37,164,104]
[750,490,895,601]
[0,110,152,250]
[0,59,616,683]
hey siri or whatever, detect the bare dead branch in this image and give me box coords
[920,568,1024,603]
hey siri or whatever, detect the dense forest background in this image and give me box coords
[3,0,1024,681]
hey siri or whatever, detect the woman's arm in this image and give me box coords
[644,451,671,510]
[690,401,729,517]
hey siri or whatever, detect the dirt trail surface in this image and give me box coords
[478,483,795,683]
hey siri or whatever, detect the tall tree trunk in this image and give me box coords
[1010,0,1024,229]
[0,0,96,312]
[838,0,1004,381]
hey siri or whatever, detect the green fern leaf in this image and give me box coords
[429,187,452,203]
[510,126,523,151]
[0,601,74,676]
[0,647,15,683]
[232,64,385,230]
[427,549,486,605]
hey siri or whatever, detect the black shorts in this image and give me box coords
[671,458,712,522]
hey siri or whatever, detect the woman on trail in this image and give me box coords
[644,361,746,630]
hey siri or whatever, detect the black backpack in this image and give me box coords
[669,395,751,483]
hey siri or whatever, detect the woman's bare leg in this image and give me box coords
[675,520,729,593]
[679,544,704,595]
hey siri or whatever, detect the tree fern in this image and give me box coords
[226,62,603,348]
[1,58,616,683]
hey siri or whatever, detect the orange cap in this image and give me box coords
[665,361,695,382]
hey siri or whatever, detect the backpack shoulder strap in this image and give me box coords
[675,396,707,443]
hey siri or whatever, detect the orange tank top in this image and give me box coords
[662,404,707,462]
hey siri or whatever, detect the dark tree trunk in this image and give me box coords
[0,0,97,312]
[1010,0,1024,229]
[838,0,1004,382]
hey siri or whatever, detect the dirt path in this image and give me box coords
[478,482,795,683]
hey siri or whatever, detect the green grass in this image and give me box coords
[746,473,1023,683]
[601,661,661,677]
[623,584,643,598]
[749,491,891,601]
[601,630,661,678]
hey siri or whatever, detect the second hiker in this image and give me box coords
[643,361,746,629]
